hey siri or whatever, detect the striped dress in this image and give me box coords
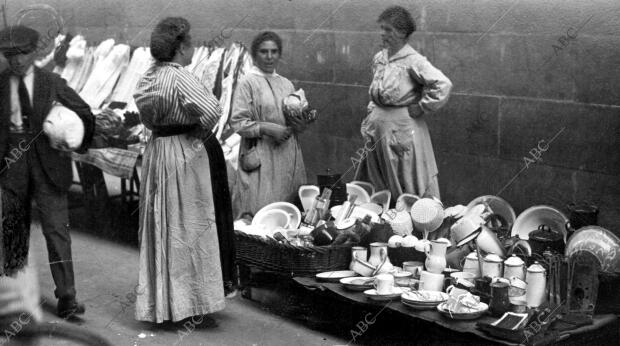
[133,62,225,322]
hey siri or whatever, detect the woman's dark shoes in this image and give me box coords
[224,282,237,298]
[57,297,86,319]
[177,315,218,329]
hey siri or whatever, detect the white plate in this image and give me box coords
[401,290,449,304]
[437,302,488,320]
[316,270,357,282]
[511,205,568,242]
[402,300,443,310]
[254,202,302,230]
[364,287,405,301]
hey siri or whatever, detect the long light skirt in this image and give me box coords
[135,134,225,323]
[355,106,440,200]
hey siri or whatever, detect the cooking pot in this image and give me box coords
[566,202,599,238]
[529,224,565,255]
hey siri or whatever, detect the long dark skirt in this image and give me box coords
[0,187,29,277]
[203,133,237,291]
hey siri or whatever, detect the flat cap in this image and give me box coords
[0,25,40,55]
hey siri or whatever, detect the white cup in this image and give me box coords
[374,274,394,295]
[419,270,444,292]
[403,261,424,278]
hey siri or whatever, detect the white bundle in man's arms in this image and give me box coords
[282,89,318,124]
[43,105,85,152]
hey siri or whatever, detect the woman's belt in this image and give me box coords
[151,124,198,138]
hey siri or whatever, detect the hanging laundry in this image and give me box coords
[60,35,87,86]
[80,43,130,109]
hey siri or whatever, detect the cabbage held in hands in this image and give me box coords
[283,89,318,124]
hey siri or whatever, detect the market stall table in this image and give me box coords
[293,276,617,345]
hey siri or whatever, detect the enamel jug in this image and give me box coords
[526,262,547,308]
[463,251,481,278]
[424,240,447,274]
[349,246,368,271]
[503,255,526,280]
[482,253,503,279]
[368,242,393,274]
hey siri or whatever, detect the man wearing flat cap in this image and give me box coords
[0,25,95,318]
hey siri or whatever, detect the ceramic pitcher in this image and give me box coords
[424,240,447,274]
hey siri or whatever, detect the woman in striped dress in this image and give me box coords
[133,17,225,324]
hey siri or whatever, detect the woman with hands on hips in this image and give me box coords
[355,6,452,201]
[230,31,309,217]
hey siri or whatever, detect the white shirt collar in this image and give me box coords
[250,65,278,77]
[23,65,35,77]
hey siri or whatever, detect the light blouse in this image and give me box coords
[368,44,452,116]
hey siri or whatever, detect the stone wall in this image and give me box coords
[7,0,619,231]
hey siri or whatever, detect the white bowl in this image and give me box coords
[383,210,413,236]
[511,205,568,242]
[370,190,391,213]
[396,193,420,213]
[298,185,320,213]
[358,203,383,215]
[255,202,302,229]
[251,209,290,233]
[346,183,371,204]
[467,195,516,230]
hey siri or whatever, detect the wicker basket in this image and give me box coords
[235,230,352,276]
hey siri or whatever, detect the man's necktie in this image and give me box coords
[17,76,33,131]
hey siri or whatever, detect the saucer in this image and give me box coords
[340,277,374,291]
[364,287,405,301]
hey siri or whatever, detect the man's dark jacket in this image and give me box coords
[0,67,95,190]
